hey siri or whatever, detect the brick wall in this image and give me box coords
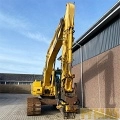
[72,45,120,108]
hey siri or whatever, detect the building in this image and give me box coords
[0,73,42,84]
[0,73,43,94]
[72,1,120,109]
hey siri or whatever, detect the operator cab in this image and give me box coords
[55,69,61,82]
[54,68,61,99]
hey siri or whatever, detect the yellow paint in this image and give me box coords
[31,3,78,114]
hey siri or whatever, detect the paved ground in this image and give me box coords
[0,94,81,120]
[0,94,118,120]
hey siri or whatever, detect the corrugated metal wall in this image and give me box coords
[73,17,120,66]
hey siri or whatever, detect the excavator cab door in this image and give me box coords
[54,69,61,99]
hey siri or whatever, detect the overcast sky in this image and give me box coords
[0,0,118,74]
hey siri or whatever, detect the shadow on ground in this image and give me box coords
[41,105,59,115]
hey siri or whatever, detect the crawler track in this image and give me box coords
[27,97,41,116]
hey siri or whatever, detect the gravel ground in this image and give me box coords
[0,94,81,120]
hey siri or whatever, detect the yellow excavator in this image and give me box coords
[27,3,79,119]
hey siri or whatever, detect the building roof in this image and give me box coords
[0,73,43,81]
[73,1,120,52]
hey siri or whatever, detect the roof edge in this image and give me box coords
[73,1,120,51]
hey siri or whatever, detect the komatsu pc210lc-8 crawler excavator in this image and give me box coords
[27,3,79,119]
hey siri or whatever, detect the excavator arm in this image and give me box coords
[43,18,64,87]
[61,3,75,92]
[56,3,79,118]
[31,18,64,97]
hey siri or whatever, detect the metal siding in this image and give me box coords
[115,20,119,46]
[103,30,107,52]
[108,25,112,50]
[73,49,81,65]
[87,42,90,60]
[118,19,120,44]
[99,31,104,53]
[83,45,85,61]
[76,49,79,64]
[78,48,81,64]
[73,50,76,66]
[73,18,120,65]
[74,50,77,65]
[82,46,85,61]
[83,45,87,61]
[105,26,109,51]
[93,36,98,57]
[116,20,119,45]
[96,34,101,55]
[72,51,75,66]
[86,18,120,61]
[84,43,88,61]
[116,19,120,46]
[113,22,117,47]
